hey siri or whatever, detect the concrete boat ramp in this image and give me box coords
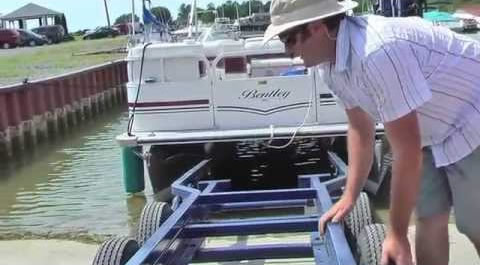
[0,224,476,265]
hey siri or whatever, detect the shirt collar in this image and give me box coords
[334,17,351,72]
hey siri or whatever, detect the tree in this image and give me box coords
[207,2,216,10]
[176,3,191,26]
[114,14,140,25]
[199,2,217,23]
[217,1,237,19]
[151,6,172,24]
[264,1,272,12]
[198,9,216,24]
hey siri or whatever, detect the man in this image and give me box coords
[263,0,480,265]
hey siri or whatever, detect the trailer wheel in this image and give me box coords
[345,192,372,239]
[92,237,139,265]
[356,224,387,265]
[137,201,173,246]
[379,152,393,185]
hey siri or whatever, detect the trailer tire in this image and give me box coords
[379,151,393,185]
[345,192,372,239]
[356,224,387,265]
[137,201,173,246]
[376,138,393,198]
[92,237,139,265]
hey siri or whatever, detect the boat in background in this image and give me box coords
[236,12,271,38]
[422,10,479,32]
[423,10,464,32]
[118,0,388,203]
[453,11,479,32]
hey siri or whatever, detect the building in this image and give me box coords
[0,3,64,30]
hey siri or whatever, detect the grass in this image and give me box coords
[0,36,128,86]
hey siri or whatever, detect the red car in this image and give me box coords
[113,23,129,35]
[0,29,21,49]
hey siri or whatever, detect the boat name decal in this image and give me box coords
[240,89,291,100]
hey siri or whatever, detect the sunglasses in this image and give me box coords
[279,24,308,46]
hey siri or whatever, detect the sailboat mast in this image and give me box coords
[131,0,136,36]
[249,0,252,16]
[188,0,197,38]
[195,0,198,37]
[236,4,240,20]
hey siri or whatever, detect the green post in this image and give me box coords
[122,146,145,193]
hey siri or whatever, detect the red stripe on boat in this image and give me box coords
[128,99,209,107]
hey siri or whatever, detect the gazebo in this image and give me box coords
[0,3,64,30]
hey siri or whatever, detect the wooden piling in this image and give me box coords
[32,83,48,143]
[0,94,10,159]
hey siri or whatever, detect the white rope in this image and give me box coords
[265,76,315,149]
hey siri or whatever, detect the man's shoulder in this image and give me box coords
[347,15,434,61]
[343,16,390,64]
[351,14,428,30]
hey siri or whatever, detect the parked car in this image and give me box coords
[31,25,65,44]
[113,23,129,35]
[72,29,90,36]
[460,18,478,31]
[62,34,75,42]
[0,29,21,49]
[17,29,48,46]
[83,27,120,40]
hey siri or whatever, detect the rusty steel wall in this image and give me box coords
[0,60,128,159]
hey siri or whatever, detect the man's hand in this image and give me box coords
[381,232,414,265]
[319,106,375,236]
[318,194,356,235]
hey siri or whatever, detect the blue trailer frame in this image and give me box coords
[125,151,358,265]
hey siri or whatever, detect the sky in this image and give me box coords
[0,0,234,32]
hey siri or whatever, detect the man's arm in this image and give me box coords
[343,107,376,201]
[383,110,422,237]
[319,106,422,246]
[380,110,422,265]
[319,106,375,232]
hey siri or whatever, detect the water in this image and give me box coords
[0,107,145,242]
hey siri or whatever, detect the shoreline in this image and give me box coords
[0,239,99,265]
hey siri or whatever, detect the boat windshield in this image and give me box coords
[200,23,240,42]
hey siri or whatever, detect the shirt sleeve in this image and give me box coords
[317,64,359,110]
[361,40,432,123]
[334,83,359,110]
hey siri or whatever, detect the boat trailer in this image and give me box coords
[93,152,387,265]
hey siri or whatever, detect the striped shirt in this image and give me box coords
[319,15,480,167]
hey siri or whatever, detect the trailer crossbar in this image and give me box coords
[124,151,360,265]
[193,243,313,262]
[182,216,318,237]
